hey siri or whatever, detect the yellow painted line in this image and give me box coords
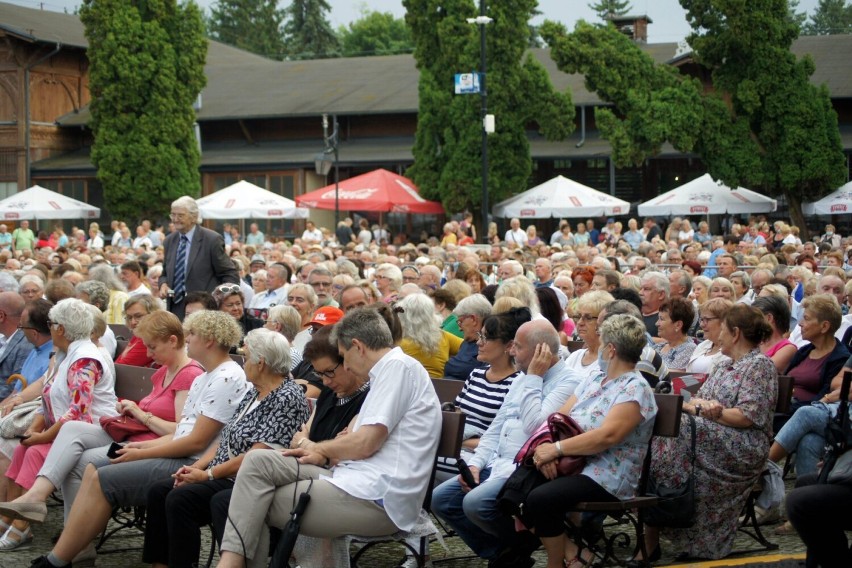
[668,553,806,567]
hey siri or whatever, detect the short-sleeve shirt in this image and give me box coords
[173,360,248,457]
[209,380,309,470]
[129,361,204,442]
[569,370,657,499]
[327,347,441,532]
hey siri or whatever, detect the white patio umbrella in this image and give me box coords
[197,180,309,219]
[638,174,776,216]
[803,181,852,215]
[492,175,630,218]
[0,185,99,220]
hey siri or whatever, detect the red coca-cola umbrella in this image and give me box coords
[296,169,445,214]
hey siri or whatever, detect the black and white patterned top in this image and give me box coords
[209,379,310,471]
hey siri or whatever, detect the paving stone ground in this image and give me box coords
[0,480,809,568]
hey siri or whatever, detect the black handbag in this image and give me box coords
[495,465,548,527]
[645,413,697,528]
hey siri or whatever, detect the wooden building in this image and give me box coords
[2,2,850,236]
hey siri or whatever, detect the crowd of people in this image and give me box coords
[0,198,849,567]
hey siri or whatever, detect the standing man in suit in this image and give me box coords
[0,292,33,398]
[158,196,238,320]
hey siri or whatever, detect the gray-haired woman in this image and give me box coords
[0,298,118,550]
[142,328,310,568]
[528,314,658,568]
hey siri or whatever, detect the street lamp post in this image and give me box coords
[315,114,340,228]
[468,4,492,243]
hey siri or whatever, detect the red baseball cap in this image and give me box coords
[309,306,344,327]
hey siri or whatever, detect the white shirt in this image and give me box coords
[101,326,117,359]
[504,228,527,246]
[173,360,248,458]
[562,348,602,382]
[327,347,441,531]
[127,283,150,297]
[301,228,323,242]
[251,285,288,310]
[685,339,730,375]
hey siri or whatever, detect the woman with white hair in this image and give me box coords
[87,264,129,324]
[373,263,403,303]
[18,275,44,303]
[398,293,462,378]
[265,305,304,372]
[0,299,118,550]
[286,283,319,356]
[494,276,541,317]
[141,329,309,568]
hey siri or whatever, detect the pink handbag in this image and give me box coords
[514,412,586,477]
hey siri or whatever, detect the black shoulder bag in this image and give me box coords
[645,413,697,528]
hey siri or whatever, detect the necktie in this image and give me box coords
[173,235,188,295]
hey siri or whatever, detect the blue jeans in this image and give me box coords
[431,467,514,560]
[776,404,836,476]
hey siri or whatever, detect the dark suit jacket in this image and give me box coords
[0,330,34,383]
[159,225,239,320]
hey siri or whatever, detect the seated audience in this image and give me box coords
[526,314,658,568]
[432,320,580,567]
[563,291,614,380]
[28,310,248,568]
[654,297,697,371]
[641,304,777,560]
[444,294,493,380]
[214,307,441,568]
[142,328,309,567]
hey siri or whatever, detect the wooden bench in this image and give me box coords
[113,364,156,402]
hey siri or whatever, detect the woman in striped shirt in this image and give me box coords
[436,307,532,480]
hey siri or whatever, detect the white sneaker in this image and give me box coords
[398,554,433,568]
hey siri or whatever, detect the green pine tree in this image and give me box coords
[802,0,852,35]
[208,0,286,59]
[80,0,207,223]
[588,0,632,20]
[283,0,340,59]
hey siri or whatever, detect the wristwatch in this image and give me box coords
[207,467,214,481]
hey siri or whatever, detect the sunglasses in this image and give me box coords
[215,284,242,295]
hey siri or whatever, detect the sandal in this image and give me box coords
[564,549,594,568]
[774,520,797,535]
[0,524,32,550]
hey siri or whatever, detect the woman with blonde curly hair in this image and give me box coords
[397,293,462,378]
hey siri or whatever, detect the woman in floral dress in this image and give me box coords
[641,304,778,561]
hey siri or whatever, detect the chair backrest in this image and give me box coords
[567,340,585,353]
[776,375,794,414]
[109,323,131,340]
[424,410,466,512]
[652,393,683,437]
[432,378,465,405]
[437,410,465,460]
[114,364,156,402]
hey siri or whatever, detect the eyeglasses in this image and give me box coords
[699,316,719,324]
[46,319,60,329]
[215,284,242,295]
[16,324,37,331]
[476,332,496,344]
[310,281,332,288]
[316,361,341,379]
[125,312,147,323]
[577,314,597,322]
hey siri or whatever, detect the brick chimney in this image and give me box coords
[607,14,653,43]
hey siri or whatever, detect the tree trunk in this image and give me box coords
[784,189,808,238]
